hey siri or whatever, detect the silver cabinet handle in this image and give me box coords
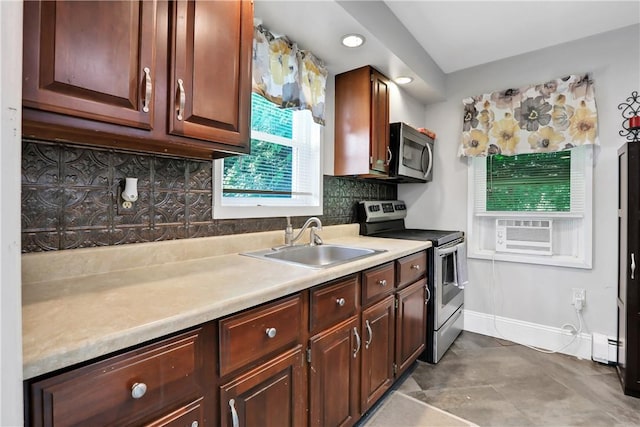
[229,399,239,427]
[353,327,361,358]
[385,146,392,166]
[265,327,277,338]
[131,382,147,399]
[177,78,185,121]
[632,253,636,280]
[191,422,198,427]
[365,320,373,349]
[336,297,346,306]
[425,285,431,304]
[411,264,420,270]
[142,67,152,113]
[377,279,387,286]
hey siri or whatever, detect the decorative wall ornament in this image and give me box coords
[458,74,598,157]
[618,90,640,143]
[252,25,328,125]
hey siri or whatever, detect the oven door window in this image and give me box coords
[440,251,460,306]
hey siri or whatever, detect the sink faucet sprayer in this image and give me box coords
[284,216,323,246]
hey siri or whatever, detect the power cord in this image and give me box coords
[490,252,585,354]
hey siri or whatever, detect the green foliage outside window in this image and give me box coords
[223,94,293,198]
[486,151,571,212]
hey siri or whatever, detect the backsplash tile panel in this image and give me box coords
[21,140,397,252]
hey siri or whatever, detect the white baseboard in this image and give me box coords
[463,309,592,360]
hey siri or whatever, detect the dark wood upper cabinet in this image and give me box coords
[169,0,252,148]
[22,0,252,159]
[334,66,391,178]
[23,0,158,130]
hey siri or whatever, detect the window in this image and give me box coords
[467,146,593,268]
[213,93,322,219]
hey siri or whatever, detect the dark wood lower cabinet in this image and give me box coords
[309,316,360,427]
[25,251,430,426]
[395,279,428,376]
[361,295,395,412]
[220,346,306,427]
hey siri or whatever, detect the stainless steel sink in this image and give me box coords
[242,244,386,269]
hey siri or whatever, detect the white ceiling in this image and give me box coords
[254,1,640,104]
[386,1,640,74]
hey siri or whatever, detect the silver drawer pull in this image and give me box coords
[131,382,147,399]
[229,399,239,427]
[410,264,420,270]
[632,253,636,280]
[425,285,431,304]
[265,327,277,338]
[191,422,198,427]
[377,279,387,286]
[336,297,346,306]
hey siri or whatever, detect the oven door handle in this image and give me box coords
[437,245,458,256]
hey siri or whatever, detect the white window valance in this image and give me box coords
[458,74,598,157]
[252,25,328,126]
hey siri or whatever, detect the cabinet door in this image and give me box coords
[395,279,427,375]
[309,316,360,427]
[369,70,390,175]
[23,0,158,129]
[220,347,306,427]
[361,295,395,412]
[170,0,252,148]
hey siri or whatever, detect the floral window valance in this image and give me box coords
[458,74,598,157]
[252,25,328,125]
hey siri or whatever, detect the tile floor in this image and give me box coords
[397,331,640,426]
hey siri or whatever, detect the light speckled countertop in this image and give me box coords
[22,224,430,380]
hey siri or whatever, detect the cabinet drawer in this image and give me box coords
[397,251,427,288]
[29,328,204,427]
[362,262,395,306]
[145,397,204,427]
[310,274,359,333]
[219,294,303,377]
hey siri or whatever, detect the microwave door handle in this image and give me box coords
[423,142,433,179]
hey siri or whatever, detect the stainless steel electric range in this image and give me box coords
[358,200,467,363]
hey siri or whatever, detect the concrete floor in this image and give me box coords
[398,331,640,426]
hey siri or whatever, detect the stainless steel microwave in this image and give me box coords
[388,122,434,183]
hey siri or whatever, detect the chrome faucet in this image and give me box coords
[284,216,323,246]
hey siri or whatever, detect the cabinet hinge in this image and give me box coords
[395,297,398,309]
[370,156,374,165]
[307,348,312,363]
[393,363,397,375]
[370,73,374,82]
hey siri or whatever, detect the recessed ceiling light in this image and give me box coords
[394,76,413,85]
[341,34,365,48]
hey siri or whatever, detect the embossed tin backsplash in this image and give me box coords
[22,140,397,252]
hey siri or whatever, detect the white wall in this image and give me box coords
[0,0,24,424]
[400,24,640,354]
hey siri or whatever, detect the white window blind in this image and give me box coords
[467,146,593,268]
[213,93,322,219]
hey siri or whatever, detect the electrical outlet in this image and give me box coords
[571,288,586,308]
[116,187,136,215]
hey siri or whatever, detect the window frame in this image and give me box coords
[466,145,593,269]
[212,102,323,220]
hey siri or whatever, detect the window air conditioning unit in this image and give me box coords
[495,219,552,255]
